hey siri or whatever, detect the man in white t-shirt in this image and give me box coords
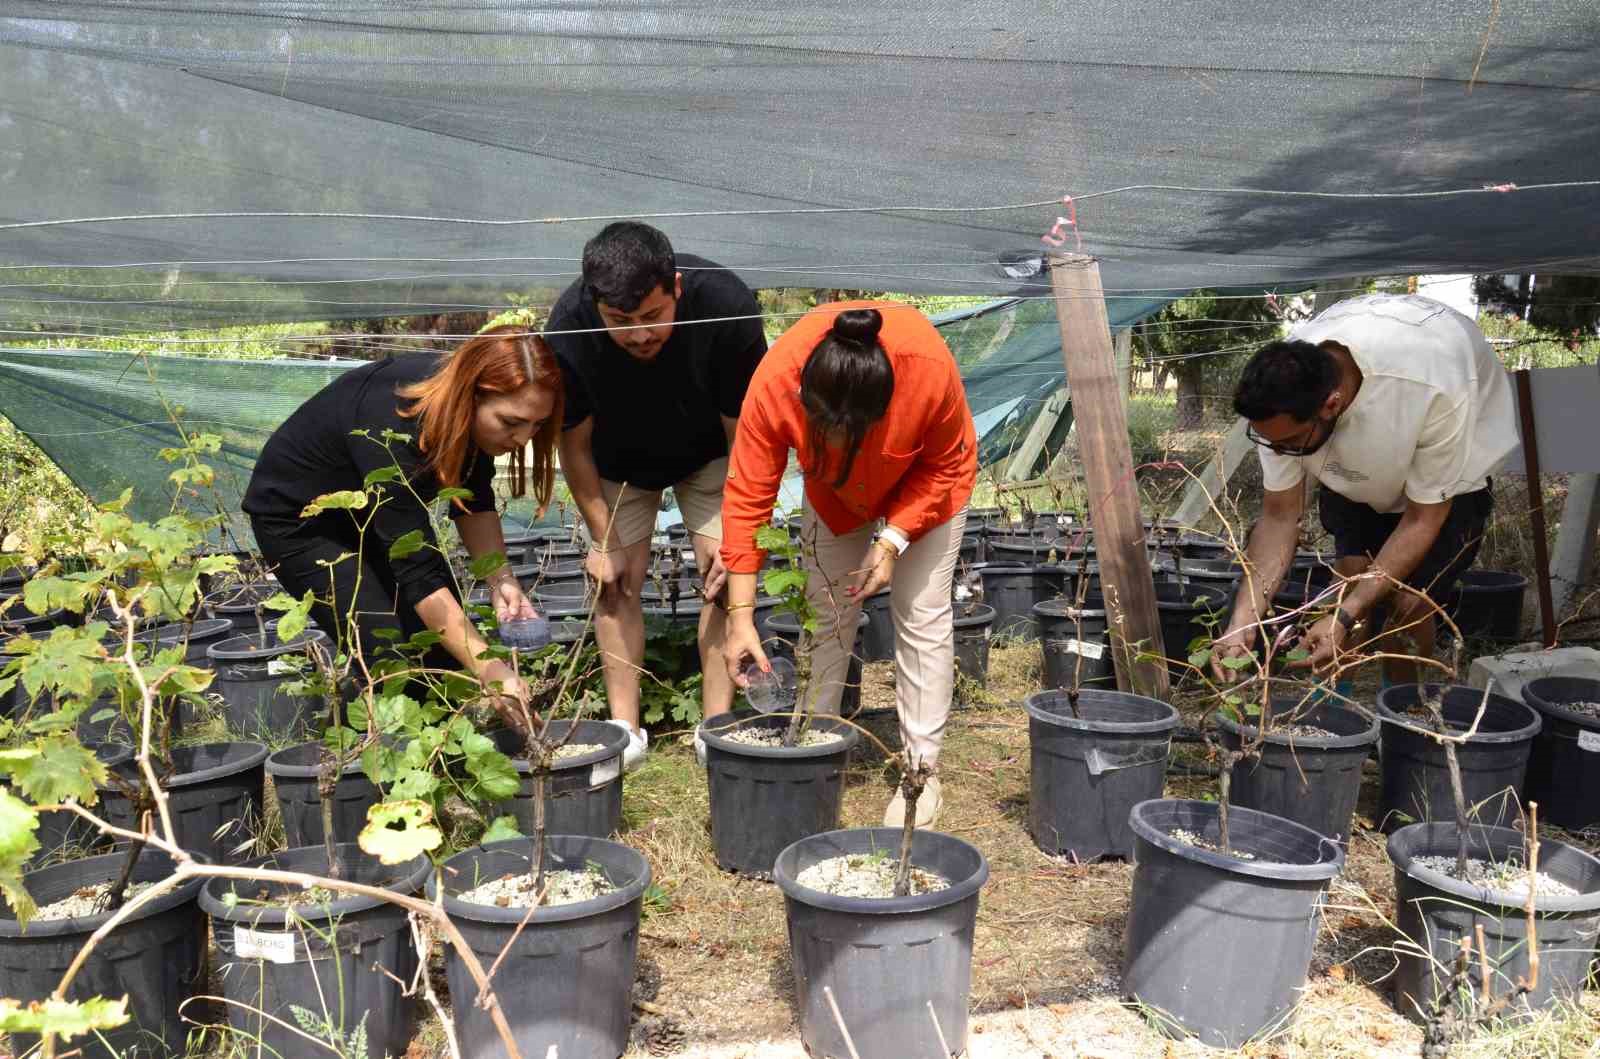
[1211,293,1518,683]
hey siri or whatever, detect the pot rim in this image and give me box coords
[1387,821,1600,913]
[430,836,651,925]
[1129,798,1345,881]
[199,843,430,925]
[697,713,861,760]
[773,826,989,915]
[1024,689,1178,734]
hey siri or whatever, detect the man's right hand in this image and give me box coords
[724,617,770,687]
[586,544,628,598]
[1210,624,1258,684]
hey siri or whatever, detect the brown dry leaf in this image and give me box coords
[1328,963,1347,981]
[1339,914,1366,931]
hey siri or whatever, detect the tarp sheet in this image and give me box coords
[1,2,1597,334]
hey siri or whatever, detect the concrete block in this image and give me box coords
[1466,645,1600,703]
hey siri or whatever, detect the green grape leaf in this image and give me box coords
[1283,647,1311,663]
[388,530,427,561]
[390,769,439,800]
[467,552,509,579]
[22,576,94,617]
[762,568,807,597]
[357,800,442,864]
[2,736,106,805]
[464,750,521,802]
[12,630,104,699]
[1187,649,1212,668]
[363,465,404,486]
[0,788,40,923]
[435,487,474,505]
[1219,655,1254,672]
[754,524,789,551]
[481,815,523,844]
[459,730,496,761]
[300,490,368,517]
[0,996,129,1039]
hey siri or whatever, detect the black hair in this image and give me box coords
[800,308,895,488]
[580,221,676,313]
[1232,339,1341,422]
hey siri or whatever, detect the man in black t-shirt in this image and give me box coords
[546,222,767,768]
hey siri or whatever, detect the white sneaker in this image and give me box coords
[605,719,649,772]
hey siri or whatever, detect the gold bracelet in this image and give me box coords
[725,601,755,611]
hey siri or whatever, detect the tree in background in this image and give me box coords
[1134,292,1284,430]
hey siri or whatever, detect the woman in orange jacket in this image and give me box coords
[720,302,977,827]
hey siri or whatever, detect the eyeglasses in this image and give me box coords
[1246,417,1336,457]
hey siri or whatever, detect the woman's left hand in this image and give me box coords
[847,540,897,600]
[492,575,539,623]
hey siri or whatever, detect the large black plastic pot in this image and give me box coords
[978,561,1041,640]
[1447,569,1528,641]
[533,577,593,607]
[1376,684,1541,831]
[774,828,988,1059]
[700,714,859,877]
[132,617,235,668]
[1388,822,1600,1017]
[201,845,430,1059]
[1123,799,1344,1048]
[1154,581,1231,677]
[1521,676,1600,830]
[859,586,895,662]
[101,741,269,863]
[203,582,280,639]
[432,837,650,1059]
[953,601,995,689]
[27,743,134,869]
[265,741,382,848]
[207,629,333,741]
[0,607,75,643]
[1177,533,1233,561]
[0,849,205,1058]
[1217,700,1380,845]
[959,524,984,564]
[1025,689,1177,859]
[1034,597,1115,692]
[491,721,628,838]
[987,533,1090,565]
[765,611,867,715]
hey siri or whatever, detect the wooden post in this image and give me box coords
[1514,369,1558,646]
[1047,253,1169,698]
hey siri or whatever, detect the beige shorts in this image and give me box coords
[595,457,727,549]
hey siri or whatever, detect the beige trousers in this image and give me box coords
[800,502,967,769]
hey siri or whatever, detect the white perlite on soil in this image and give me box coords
[721,726,845,748]
[795,853,951,899]
[35,881,157,922]
[1169,828,1256,861]
[1553,700,1600,719]
[458,867,617,909]
[551,742,606,761]
[1412,856,1579,898]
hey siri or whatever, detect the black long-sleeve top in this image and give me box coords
[242,355,496,603]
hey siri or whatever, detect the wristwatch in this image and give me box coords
[876,526,909,557]
[1333,607,1360,634]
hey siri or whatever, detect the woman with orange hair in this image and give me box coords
[243,325,562,718]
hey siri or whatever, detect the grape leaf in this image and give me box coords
[300,490,368,517]
[1220,655,1254,671]
[0,788,40,923]
[2,736,106,805]
[0,996,129,1039]
[388,530,426,561]
[435,487,474,505]
[464,751,521,802]
[754,524,789,551]
[363,465,403,486]
[357,800,442,864]
[481,815,522,844]
[762,569,806,597]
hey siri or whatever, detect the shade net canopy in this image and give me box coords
[1,1,1597,336]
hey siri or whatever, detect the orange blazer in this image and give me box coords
[720,301,977,574]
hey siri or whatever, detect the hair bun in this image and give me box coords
[829,308,883,346]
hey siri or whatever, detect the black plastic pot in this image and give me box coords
[1025,689,1178,859]
[699,714,859,877]
[958,525,984,564]
[977,561,1040,640]
[533,578,593,607]
[859,586,895,662]
[1123,799,1344,1048]
[29,744,134,869]
[765,611,867,715]
[774,827,989,1059]
[1154,581,1231,677]
[0,649,32,718]
[200,845,430,1059]
[1217,700,1380,845]
[531,543,586,579]
[265,742,382,848]
[101,741,269,864]
[1164,556,1243,595]
[1388,822,1600,1017]
[0,849,205,1058]
[952,601,995,689]
[1376,684,1541,831]
[207,629,333,740]
[203,582,280,639]
[1176,533,1234,561]
[433,836,649,1059]
[0,606,74,640]
[130,617,235,668]
[1448,569,1528,641]
[987,533,1089,565]
[1520,676,1600,831]
[1034,597,1115,692]
[491,721,628,838]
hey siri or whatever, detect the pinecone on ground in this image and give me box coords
[639,1015,687,1056]
[632,959,662,1004]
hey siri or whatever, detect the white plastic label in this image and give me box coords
[590,757,621,787]
[1065,638,1105,660]
[1578,730,1600,753]
[265,659,296,676]
[234,926,296,964]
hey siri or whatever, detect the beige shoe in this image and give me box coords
[883,775,942,828]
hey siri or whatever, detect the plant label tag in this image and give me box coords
[1578,730,1600,753]
[266,659,296,676]
[1066,638,1105,660]
[590,757,621,787]
[234,926,296,964]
